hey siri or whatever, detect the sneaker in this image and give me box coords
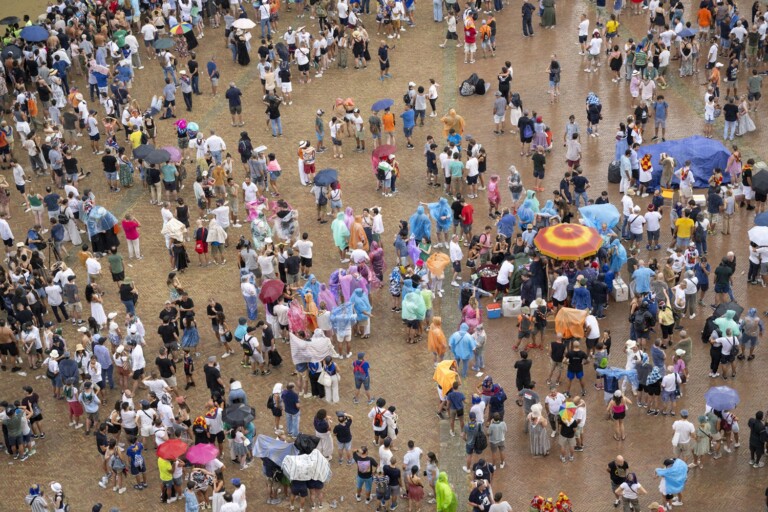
[98,480,107,489]
[365,498,372,505]
[118,488,127,494]
[574,446,584,452]
[550,431,556,438]
[168,497,178,503]
[449,430,455,437]
[356,495,362,502]
[568,456,574,461]
[560,455,567,463]
[20,453,29,461]
[462,466,470,473]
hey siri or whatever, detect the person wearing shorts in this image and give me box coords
[291,479,309,508]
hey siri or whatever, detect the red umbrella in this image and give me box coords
[259,279,285,304]
[156,439,188,461]
[186,443,220,465]
[534,224,603,261]
[372,145,396,160]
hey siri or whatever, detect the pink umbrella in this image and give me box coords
[162,146,183,163]
[186,443,220,465]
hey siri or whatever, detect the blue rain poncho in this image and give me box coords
[427,198,452,232]
[524,190,540,213]
[330,302,356,333]
[539,200,558,218]
[401,278,417,305]
[402,289,427,321]
[571,284,592,311]
[714,309,741,337]
[497,212,516,238]
[655,458,688,495]
[609,238,627,274]
[449,323,477,361]
[517,202,534,226]
[301,274,320,302]
[350,288,372,322]
[409,206,431,241]
[579,204,621,231]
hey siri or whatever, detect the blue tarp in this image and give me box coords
[645,135,731,189]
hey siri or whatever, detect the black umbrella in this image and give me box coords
[751,169,768,195]
[222,403,255,426]
[0,44,21,60]
[713,301,744,322]
[0,16,19,25]
[145,149,171,164]
[132,144,155,160]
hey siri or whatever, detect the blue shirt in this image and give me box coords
[653,100,668,121]
[281,389,300,414]
[234,324,248,342]
[207,61,218,78]
[93,343,112,369]
[632,267,654,294]
[651,345,665,368]
[352,359,370,377]
[184,489,199,512]
[400,110,415,129]
[446,390,465,410]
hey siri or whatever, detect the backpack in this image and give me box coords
[495,386,507,403]
[376,163,387,181]
[376,475,390,496]
[353,359,366,376]
[459,73,479,96]
[510,92,522,108]
[693,222,706,242]
[473,425,487,452]
[522,122,534,139]
[238,139,253,159]
[57,209,69,225]
[403,92,411,105]
[373,407,385,428]
[470,234,482,247]
[474,78,486,95]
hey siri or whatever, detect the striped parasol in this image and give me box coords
[534,223,603,261]
[169,23,193,35]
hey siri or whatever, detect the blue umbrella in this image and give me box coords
[755,212,768,227]
[678,28,697,39]
[371,99,394,112]
[579,204,620,230]
[153,38,175,50]
[314,168,338,187]
[20,25,49,42]
[1,45,21,60]
[704,386,740,411]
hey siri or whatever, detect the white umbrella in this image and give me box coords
[232,18,256,30]
[748,226,768,247]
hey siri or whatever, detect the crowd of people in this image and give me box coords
[0,0,766,511]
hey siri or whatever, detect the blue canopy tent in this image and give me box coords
[640,135,731,189]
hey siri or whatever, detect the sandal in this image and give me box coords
[613,434,620,441]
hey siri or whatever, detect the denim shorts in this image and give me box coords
[296,363,308,373]
[354,375,370,390]
[356,476,373,492]
[337,440,352,451]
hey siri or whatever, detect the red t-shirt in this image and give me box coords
[464,26,477,44]
[121,220,140,240]
[461,204,474,225]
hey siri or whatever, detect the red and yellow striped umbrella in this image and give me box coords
[169,23,193,35]
[534,223,603,261]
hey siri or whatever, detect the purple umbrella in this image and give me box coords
[704,386,740,411]
[186,443,220,465]
[162,146,183,163]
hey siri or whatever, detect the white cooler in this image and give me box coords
[502,296,523,317]
[613,278,629,302]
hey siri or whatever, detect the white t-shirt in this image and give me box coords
[707,44,718,63]
[551,275,568,301]
[293,239,313,259]
[573,404,587,428]
[672,419,695,444]
[496,260,514,285]
[619,482,641,500]
[337,0,349,18]
[212,205,230,228]
[466,157,479,177]
[644,211,662,232]
[628,213,646,235]
[621,195,634,216]
[258,255,275,275]
[544,393,565,415]
[403,447,423,471]
[588,37,603,55]
[140,24,157,41]
[660,372,680,393]
[242,182,259,202]
[578,19,589,37]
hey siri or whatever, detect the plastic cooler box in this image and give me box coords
[502,296,523,317]
[613,277,629,302]
[486,303,502,319]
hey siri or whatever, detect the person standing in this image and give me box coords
[282,382,301,438]
[521,0,535,37]
[225,83,244,127]
[544,386,565,438]
[607,455,630,508]
[672,410,697,468]
[614,473,647,512]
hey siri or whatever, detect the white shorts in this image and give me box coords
[281,82,293,93]
[336,327,351,342]
[744,185,754,200]
[464,42,477,53]
[493,114,505,124]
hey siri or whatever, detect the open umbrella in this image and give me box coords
[755,212,768,227]
[161,146,183,163]
[371,99,394,111]
[748,226,768,247]
[132,144,155,160]
[678,28,697,38]
[153,38,175,50]
[259,279,285,304]
[156,439,188,461]
[1,45,21,60]
[232,18,257,30]
[169,23,193,35]
[751,169,768,195]
[187,122,199,133]
[558,402,577,423]
[0,16,19,25]
[314,169,338,187]
[578,204,620,230]
[20,26,49,42]
[185,443,220,465]
[222,403,256,426]
[704,386,740,411]
[372,144,396,160]
[534,224,603,260]
[145,149,171,164]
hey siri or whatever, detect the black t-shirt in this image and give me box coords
[550,341,566,362]
[207,303,223,326]
[261,326,274,348]
[187,60,199,76]
[177,298,195,318]
[157,324,177,344]
[333,418,352,443]
[102,155,118,173]
[353,453,377,478]
[608,460,629,485]
[566,350,588,373]
[159,307,178,324]
[572,175,589,193]
[383,465,401,487]
[723,103,739,122]
[285,255,301,275]
[22,393,39,414]
[742,168,753,187]
[451,200,463,220]
[514,359,532,383]
[532,153,545,173]
[559,417,576,438]
[468,486,492,512]
[204,365,222,390]
[64,156,78,174]
[96,431,109,455]
[714,264,734,286]
[155,356,176,378]
[119,283,135,302]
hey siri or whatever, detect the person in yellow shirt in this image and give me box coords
[479,21,494,58]
[605,15,619,46]
[158,457,175,503]
[382,108,396,145]
[128,127,143,150]
[674,212,695,248]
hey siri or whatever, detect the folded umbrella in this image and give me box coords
[259,279,285,304]
[132,144,155,160]
[222,403,256,426]
[313,169,338,187]
[371,99,394,112]
[232,18,257,30]
[145,149,171,164]
[185,443,219,465]
[157,439,188,461]
[153,38,175,50]
[20,25,49,42]
[748,226,768,247]
[704,386,740,411]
